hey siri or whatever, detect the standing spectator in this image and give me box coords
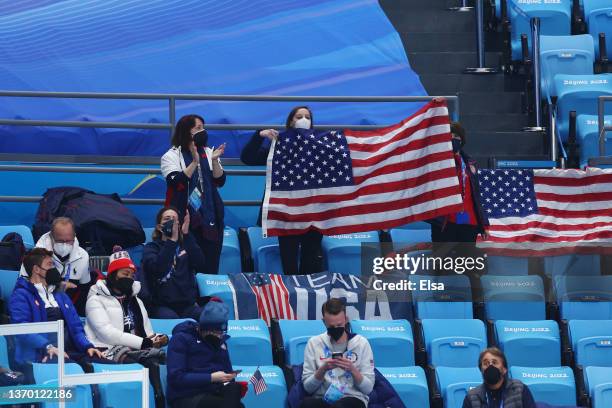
[300,298,375,408]
[463,347,536,408]
[142,207,206,320]
[241,106,323,275]
[161,114,226,274]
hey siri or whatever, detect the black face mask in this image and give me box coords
[203,334,222,348]
[483,365,503,386]
[193,129,208,148]
[327,326,345,342]
[44,268,62,286]
[114,277,134,297]
[452,138,463,153]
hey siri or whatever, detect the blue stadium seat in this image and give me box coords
[584,0,612,59]
[554,276,612,320]
[508,0,571,61]
[278,319,325,366]
[553,73,612,142]
[247,227,282,274]
[0,336,8,369]
[543,253,601,277]
[540,34,595,100]
[0,225,34,248]
[159,363,168,404]
[235,365,287,408]
[394,221,431,230]
[32,363,93,408]
[322,231,379,275]
[389,229,432,258]
[196,274,236,319]
[227,319,273,366]
[421,319,486,368]
[509,366,576,406]
[568,320,612,367]
[126,244,144,268]
[577,114,612,167]
[143,227,155,243]
[486,256,529,275]
[436,366,482,408]
[378,366,429,408]
[0,269,19,302]
[481,275,546,321]
[412,275,473,319]
[350,319,414,367]
[92,363,155,408]
[150,318,194,339]
[494,320,561,367]
[220,226,241,274]
[584,366,612,408]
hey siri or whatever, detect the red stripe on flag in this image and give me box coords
[352,153,455,185]
[536,191,612,203]
[534,174,612,187]
[250,285,269,325]
[538,207,612,219]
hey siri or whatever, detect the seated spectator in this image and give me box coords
[463,347,536,408]
[20,217,91,313]
[85,250,168,407]
[10,248,107,375]
[142,207,206,320]
[167,298,245,408]
[301,298,375,408]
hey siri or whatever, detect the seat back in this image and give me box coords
[257,244,283,274]
[195,273,236,319]
[544,253,601,278]
[481,275,546,321]
[150,318,194,339]
[0,225,34,248]
[32,363,93,408]
[351,319,414,367]
[92,363,155,407]
[486,256,529,275]
[378,366,429,408]
[278,319,325,366]
[436,366,482,408]
[569,320,612,367]
[576,114,612,167]
[235,365,287,408]
[322,231,379,275]
[510,366,576,406]
[421,319,486,368]
[220,226,241,274]
[247,227,279,272]
[142,227,155,243]
[584,0,612,58]
[412,275,473,319]
[584,366,612,407]
[495,320,561,367]
[227,319,273,366]
[555,276,612,320]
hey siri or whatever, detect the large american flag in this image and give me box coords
[477,168,612,255]
[245,273,296,325]
[262,100,464,236]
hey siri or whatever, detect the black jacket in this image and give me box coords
[240,131,270,226]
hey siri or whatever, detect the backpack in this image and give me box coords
[0,232,26,270]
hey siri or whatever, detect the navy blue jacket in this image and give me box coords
[287,364,406,408]
[9,277,93,365]
[166,320,234,404]
[240,131,270,226]
[142,234,206,310]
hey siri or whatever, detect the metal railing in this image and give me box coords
[465,0,498,74]
[591,95,612,166]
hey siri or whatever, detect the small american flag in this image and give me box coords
[262,100,463,236]
[477,168,612,255]
[249,367,268,395]
[246,273,296,325]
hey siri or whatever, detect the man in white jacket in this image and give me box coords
[301,298,375,408]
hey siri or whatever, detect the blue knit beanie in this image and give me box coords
[199,298,228,331]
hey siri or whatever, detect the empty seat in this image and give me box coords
[436,366,482,408]
[544,253,601,277]
[92,363,155,407]
[554,276,612,320]
[486,255,529,275]
[540,34,595,100]
[351,319,414,367]
[32,363,93,408]
[509,366,576,406]
[568,320,612,367]
[234,365,287,408]
[378,366,429,408]
[495,320,561,367]
[278,319,325,366]
[0,225,34,248]
[247,227,282,274]
[227,319,273,366]
[143,227,155,243]
[508,0,572,61]
[577,114,612,167]
[584,0,612,59]
[322,231,379,275]
[553,73,612,142]
[412,275,473,319]
[220,226,241,274]
[421,319,486,368]
[196,274,236,319]
[584,366,612,408]
[481,275,546,321]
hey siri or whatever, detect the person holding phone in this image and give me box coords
[161,114,226,274]
[142,206,207,320]
[167,298,246,408]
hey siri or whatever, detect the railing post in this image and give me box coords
[169,96,176,135]
[524,17,545,132]
[599,97,606,156]
[465,0,498,74]
[549,101,558,165]
[450,0,473,12]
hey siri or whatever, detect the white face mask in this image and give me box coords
[53,242,73,258]
[293,118,311,129]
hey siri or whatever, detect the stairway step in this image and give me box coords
[460,114,531,132]
[387,9,475,32]
[467,131,547,156]
[380,0,475,12]
[409,52,501,74]
[400,32,506,53]
[459,92,524,115]
[420,73,507,94]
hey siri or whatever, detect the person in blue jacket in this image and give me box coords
[9,248,107,374]
[142,206,207,320]
[166,298,245,408]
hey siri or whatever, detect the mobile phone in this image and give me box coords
[331,352,343,359]
[230,369,242,374]
[162,219,174,237]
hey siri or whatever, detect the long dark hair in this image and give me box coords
[171,114,205,151]
[284,106,314,129]
[152,206,180,241]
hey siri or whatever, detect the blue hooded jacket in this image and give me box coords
[166,320,234,404]
[9,277,93,366]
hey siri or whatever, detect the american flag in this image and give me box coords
[246,273,296,325]
[477,168,612,255]
[249,367,268,395]
[262,100,464,236]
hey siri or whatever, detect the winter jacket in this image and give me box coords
[166,320,234,403]
[9,277,93,365]
[142,235,205,309]
[240,131,270,226]
[463,378,536,408]
[84,279,154,349]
